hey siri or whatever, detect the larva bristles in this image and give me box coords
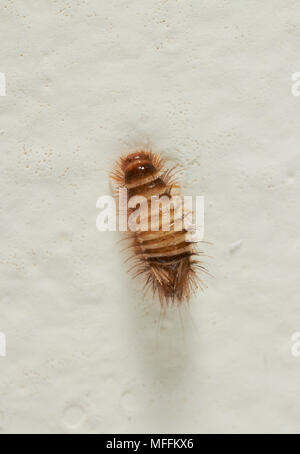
[110,149,207,307]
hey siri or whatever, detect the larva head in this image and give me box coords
[120,150,164,186]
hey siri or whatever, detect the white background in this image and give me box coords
[0,0,300,434]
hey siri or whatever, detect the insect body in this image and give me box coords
[111,150,206,307]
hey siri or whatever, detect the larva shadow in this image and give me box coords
[128,295,196,387]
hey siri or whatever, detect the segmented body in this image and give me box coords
[111,150,205,307]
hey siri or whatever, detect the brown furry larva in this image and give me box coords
[111,149,207,307]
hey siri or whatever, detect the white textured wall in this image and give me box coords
[0,0,300,434]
